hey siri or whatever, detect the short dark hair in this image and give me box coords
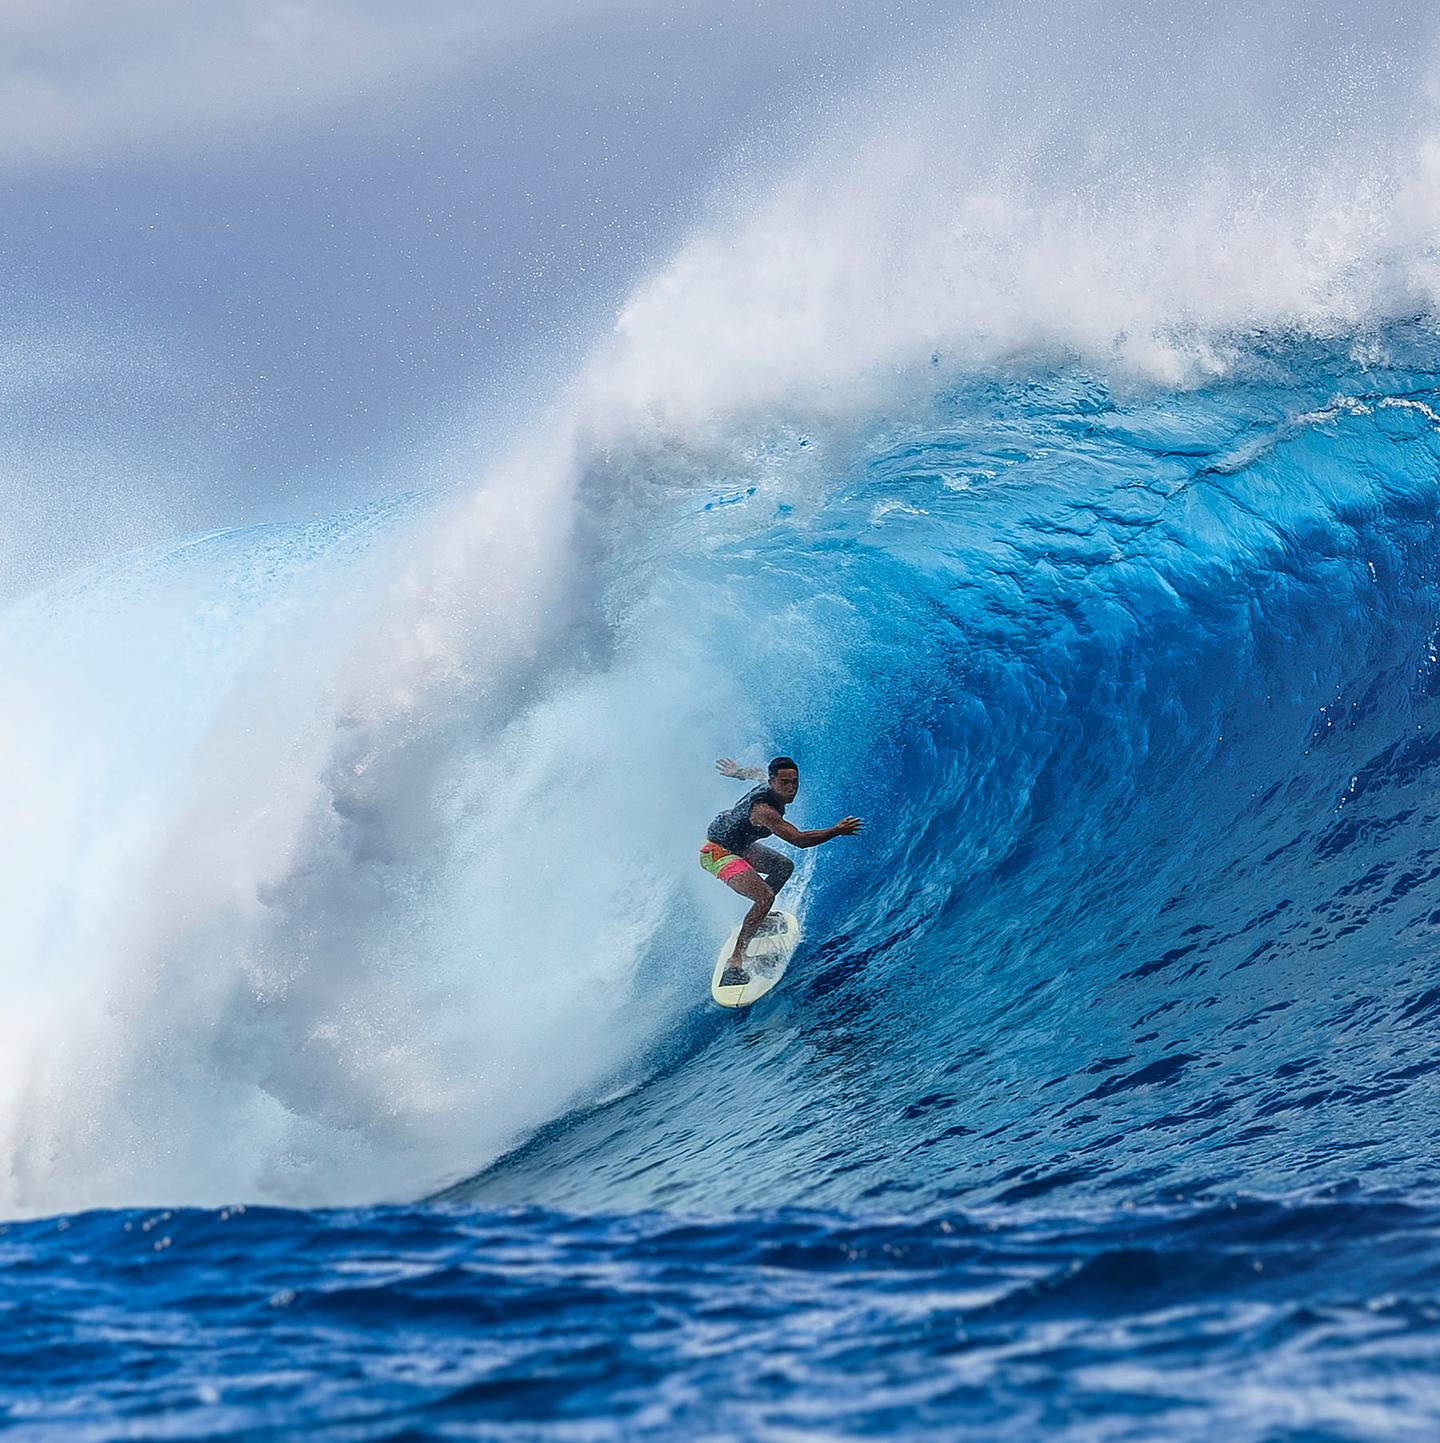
[768,756,799,777]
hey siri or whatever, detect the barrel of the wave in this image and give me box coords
[710,910,801,1008]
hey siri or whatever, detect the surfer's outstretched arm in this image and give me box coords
[715,758,765,782]
[751,804,863,848]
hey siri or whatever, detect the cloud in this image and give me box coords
[0,0,784,169]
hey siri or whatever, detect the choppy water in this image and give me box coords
[7,1194,1440,1440]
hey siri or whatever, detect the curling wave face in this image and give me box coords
[7,324,1440,1220]
[460,329,1440,1213]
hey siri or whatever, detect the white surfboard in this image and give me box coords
[710,910,801,1009]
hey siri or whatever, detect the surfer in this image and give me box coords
[703,756,863,986]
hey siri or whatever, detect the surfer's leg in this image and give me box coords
[745,842,793,896]
[721,869,775,983]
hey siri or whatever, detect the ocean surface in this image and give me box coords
[6,7,1440,1436]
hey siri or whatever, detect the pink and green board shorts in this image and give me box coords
[699,841,754,882]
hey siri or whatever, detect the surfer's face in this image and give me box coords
[770,768,800,802]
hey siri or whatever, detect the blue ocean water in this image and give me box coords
[7,0,1440,1411]
[5,1195,1440,1439]
[6,326,1440,1438]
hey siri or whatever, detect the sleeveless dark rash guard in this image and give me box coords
[707,784,786,855]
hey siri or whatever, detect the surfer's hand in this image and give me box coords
[715,758,745,778]
[835,816,864,835]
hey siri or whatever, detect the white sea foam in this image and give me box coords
[580,1,1440,436]
[0,421,763,1215]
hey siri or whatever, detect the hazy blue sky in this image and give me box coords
[2,0,941,592]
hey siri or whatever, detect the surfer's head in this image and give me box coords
[768,756,800,802]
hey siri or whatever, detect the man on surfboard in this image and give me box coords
[703,756,863,987]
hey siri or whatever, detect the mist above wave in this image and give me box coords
[582,0,1440,437]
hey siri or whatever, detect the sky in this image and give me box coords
[0,0,938,595]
